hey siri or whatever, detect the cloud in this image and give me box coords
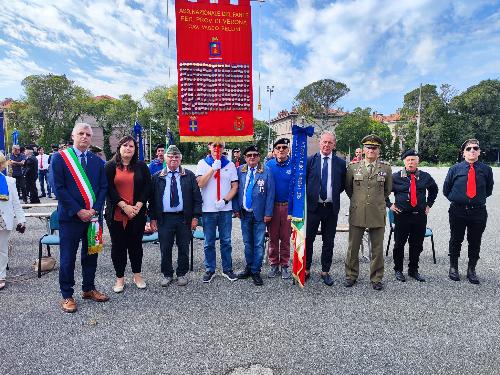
[252,0,499,115]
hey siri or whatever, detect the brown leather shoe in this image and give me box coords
[60,297,77,313]
[82,289,110,302]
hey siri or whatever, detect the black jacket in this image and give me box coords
[386,168,438,212]
[23,155,38,181]
[443,160,493,206]
[149,166,202,224]
[104,160,151,226]
[306,152,346,215]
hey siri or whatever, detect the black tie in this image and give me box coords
[170,171,180,208]
[320,156,329,201]
[80,153,87,171]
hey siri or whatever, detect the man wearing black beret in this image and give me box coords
[233,145,275,285]
[386,149,438,282]
[443,139,494,284]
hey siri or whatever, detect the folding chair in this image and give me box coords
[38,211,60,278]
[385,209,436,264]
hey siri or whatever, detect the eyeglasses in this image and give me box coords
[212,144,223,148]
[245,153,259,158]
[364,145,379,150]
[465,146,479,151]
[275,145,288,150]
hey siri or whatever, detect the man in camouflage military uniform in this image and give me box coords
[344,135,392,290]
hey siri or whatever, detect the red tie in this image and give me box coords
[466,163,476,199]
[410,173,417,207]
[40,156,43,169]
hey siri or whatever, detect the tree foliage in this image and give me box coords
[335,108,395,160]
[294,79,349,133]
[87,94,139,159]
[398,80,500,163]
[20,74,92,147]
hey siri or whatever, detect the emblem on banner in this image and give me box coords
[234,116,244,131]
[209,37,221,57]
[189,116,198,132]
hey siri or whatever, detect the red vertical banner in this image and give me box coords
[175,0,254,142]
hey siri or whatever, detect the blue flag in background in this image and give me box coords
[0,111,4,152]
[133,121,144,161]
[12,128,19,146]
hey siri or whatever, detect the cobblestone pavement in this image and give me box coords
[1,167,499,374]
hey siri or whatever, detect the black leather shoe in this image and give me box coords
[343,278,356,287]
[320,273,334,286]
[467,268,480,285]
[237,269,252,279]
[252,273,263,286]
[408,271,426,282]
[395,271,406,282]
[449,267,460,281]
[371,281,383,291]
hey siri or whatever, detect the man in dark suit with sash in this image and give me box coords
[51,123,109,313]
[305,132,346,285]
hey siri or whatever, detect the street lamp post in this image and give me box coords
[266,85,274,151]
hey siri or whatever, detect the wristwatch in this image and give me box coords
[223,198,228,205]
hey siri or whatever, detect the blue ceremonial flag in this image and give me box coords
[133,121,144,161]
[12,128,19,146]
[166,127,174,148]
[0,111,4,152]
[288,124,314,288]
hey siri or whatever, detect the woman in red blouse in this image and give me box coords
[105,136,151,293]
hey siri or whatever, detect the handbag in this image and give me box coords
[33,256,57,273]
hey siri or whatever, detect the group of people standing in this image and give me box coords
[8,144,55,204]
[0,121,494,314]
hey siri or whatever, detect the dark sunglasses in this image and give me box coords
[275,145,288,150]
[245,153,259,158]
[364,145,379,150]
[465,146,479,151]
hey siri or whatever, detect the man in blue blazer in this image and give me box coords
[234,145,275,286]
[51,123,109,313]
[305,132,346,285]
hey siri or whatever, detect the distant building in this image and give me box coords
[269,107,347,155]
[371,111,405,150]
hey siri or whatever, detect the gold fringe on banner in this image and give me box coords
[180,135,254,143]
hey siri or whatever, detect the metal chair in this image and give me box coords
[38,211,60,278]
[385,209,436,264]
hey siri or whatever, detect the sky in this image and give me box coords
[0,0,499,121]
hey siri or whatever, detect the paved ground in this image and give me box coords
[1,167,499,375]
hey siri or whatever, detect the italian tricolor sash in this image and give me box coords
[60,148,103,255]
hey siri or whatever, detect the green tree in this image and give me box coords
[450,79,500,163]
[141,85,184,161]
[400,84,460,163]
[335,108,394,160]
[21,74,92,147]
[88,95,139,159]
[293,79,349,133]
